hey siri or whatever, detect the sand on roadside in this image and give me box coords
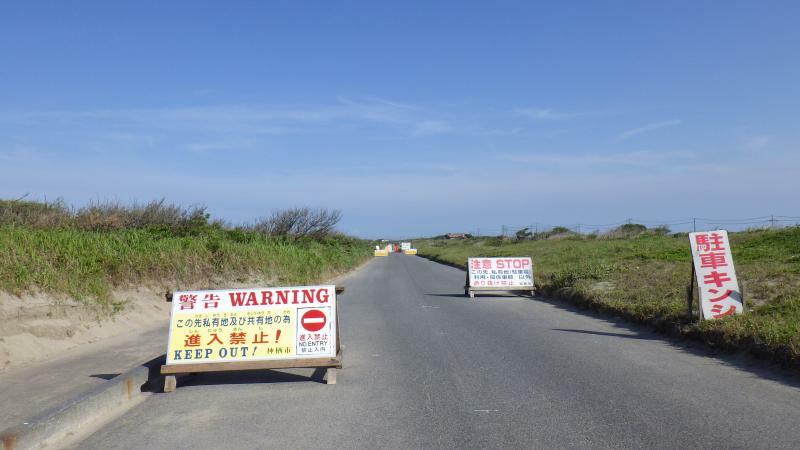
[0,288,170,373]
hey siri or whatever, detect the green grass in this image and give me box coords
[0,225,371,313]
[416,227,800,367]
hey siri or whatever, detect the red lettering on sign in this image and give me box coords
[229,332,247,345]
[699,252,727,270]
[711,304,736,319]
[703,271,732,288]
[229,292,247,306]
[184,334,200,347]
[707,289,733,302]
[276,290,289,305]
[695,233,725,252]
[221,288,334,308]
[206,333,223,346]
[203,293,220,309]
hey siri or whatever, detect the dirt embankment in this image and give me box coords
[0,289,169,372]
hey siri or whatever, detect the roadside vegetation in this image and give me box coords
[0,198,371,313]
[416,225,800,368]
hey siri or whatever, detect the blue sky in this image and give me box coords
[1,1,799,237]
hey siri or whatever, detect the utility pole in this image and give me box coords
[501,225,506,238]
[771,215,776,229]
[693,218,696,232]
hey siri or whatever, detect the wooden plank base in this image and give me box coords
[466,288,535,298]
[160,350,343,392]
[161,354,341,374]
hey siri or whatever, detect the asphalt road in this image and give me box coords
[78,254,800,449]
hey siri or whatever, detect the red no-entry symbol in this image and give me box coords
[301,309,327,332]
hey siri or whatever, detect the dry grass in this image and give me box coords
[0,199,371,314]
[0,198,212,234]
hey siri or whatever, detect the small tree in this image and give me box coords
[255,208,342,239]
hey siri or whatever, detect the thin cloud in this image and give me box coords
[0,97,416,128]
[618,119,681,140]
[514,107,578,120]
[498,149,696,168]
[191,88,214,97]
[0,97,442,138]
[746,135,771,149]
[185,139,259,153]
[411,120,456,136]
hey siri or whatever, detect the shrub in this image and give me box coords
[254,208,342,239]
[0,198,211,235]
[0,198,71,228]
[603,223,648,239]
[75,199,211,235]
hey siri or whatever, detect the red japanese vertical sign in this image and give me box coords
[689,230,742,320]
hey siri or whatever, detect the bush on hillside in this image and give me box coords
[602,223,671,239]
[75,200,212,234]
[254,208,342,239]
[515,227,533,240]
[0,198,71,228]
[0,198,213,235]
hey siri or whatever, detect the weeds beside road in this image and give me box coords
[0,199,371,314]
[416,227,800,369]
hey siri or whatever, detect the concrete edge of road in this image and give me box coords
[0,354,165,450]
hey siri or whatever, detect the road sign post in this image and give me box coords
[465,257,535,298]
[161,285,344,392]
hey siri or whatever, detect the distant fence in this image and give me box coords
[468,215,800,238]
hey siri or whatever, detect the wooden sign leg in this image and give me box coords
[325,368,337,385]
[740,284,745,311]
[164,375,177,393]
[687,261,695,321]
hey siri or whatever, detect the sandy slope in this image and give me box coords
[0,288,169,372]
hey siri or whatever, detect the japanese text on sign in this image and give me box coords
[467,257,534,289]
[689,230,742,320]
[166,285,337,365]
